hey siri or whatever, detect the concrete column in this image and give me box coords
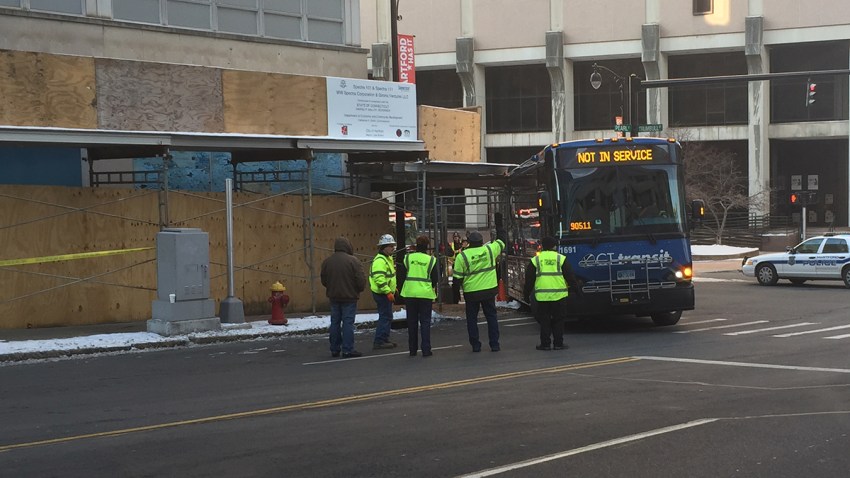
[550,0,564,31]
[546,31,567,143]
[641,23,667,130]
[376,0,391,43]
[745,16,771,216]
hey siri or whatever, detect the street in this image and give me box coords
[2,268,849,477]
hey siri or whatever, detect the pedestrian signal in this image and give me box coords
[790,193,799,205]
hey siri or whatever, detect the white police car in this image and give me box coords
[742,234,850,287]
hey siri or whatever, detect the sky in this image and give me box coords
[0,245,753,359]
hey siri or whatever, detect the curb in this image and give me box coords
[0,319,419,363]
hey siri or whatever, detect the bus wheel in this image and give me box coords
[651,310,682,326]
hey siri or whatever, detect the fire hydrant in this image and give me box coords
[268,281,290,325]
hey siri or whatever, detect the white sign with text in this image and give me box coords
[326,77,417,141]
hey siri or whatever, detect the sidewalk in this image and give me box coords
[0,254,747,363]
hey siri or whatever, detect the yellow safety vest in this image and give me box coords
[454,239,504,293]
[533,250,568,301]
[401,252,436,300]
[369,253,396,294]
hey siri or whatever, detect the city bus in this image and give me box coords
[504,137,703,326]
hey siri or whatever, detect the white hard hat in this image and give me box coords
[377,234,396,247]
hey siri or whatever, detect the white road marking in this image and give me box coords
[455,419,717,477]
[724,322,818,336]
[476,316,533,325]
[674,320,768,333]
[773,324,850,338]
[825,333,850,339]
[679,318,727,326]
[692,277,750,283]
[505,322,536,327]
[636,356,850,374]
[302,345,463,365]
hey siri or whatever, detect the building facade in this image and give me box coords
[0,0,365,190]
[362,0,850,227]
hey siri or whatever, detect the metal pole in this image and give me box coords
[420,168,427,234]
[629,76,635,138]
[307,155,316,314]
[801,205,807,241]
[219,177,245,323]
[390,0,399,82]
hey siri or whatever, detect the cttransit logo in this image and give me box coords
[579,250,673,268]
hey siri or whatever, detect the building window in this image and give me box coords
[416,70,463,109]
[693,0,713,15]
[574,59,646,131]
[108,0,350,46]
[668,52,748,127]
[29,0,85,15]
[770,41,849,124]
[485,64,552,134]
[486,147,542,166]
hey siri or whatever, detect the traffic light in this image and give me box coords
[790,192,800,205]
[806,79,817,107]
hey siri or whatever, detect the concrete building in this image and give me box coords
[362,0,850,227]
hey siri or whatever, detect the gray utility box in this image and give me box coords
[147,228,220,336]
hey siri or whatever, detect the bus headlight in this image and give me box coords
[672,266,692,280]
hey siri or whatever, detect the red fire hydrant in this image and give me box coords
[268,281,290,325]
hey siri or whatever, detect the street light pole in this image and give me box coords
[591,63,640,137]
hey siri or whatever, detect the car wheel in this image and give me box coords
[789,278,807,285]
[651,310,682,326]
[755,263,779,286]
[843,266,850,289]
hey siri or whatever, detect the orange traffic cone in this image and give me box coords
[497,279,508,302]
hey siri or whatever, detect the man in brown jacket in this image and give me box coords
[320,236,367,358]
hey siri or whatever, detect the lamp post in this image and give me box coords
[590,63,639,136]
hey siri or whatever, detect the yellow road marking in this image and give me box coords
[0,357,637,453]
[0,247,153,267]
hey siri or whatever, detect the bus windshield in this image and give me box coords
[556,164,685,237]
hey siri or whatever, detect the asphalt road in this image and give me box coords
[2,269,849,477]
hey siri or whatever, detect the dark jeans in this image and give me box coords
[405,298,433,354]
[451,277,462,304]
[329,300,357,353]
[372,292,393,344]
[534,298,567,347]
[465,296,499,349]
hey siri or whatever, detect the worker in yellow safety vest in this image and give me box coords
[370,234,398,349]
[453,231,504,352]
[523,235,579,350]
[400,234,439,357]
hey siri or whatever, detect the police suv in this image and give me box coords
[742,234,850,287]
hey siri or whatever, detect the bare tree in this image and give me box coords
[679,140,752,245]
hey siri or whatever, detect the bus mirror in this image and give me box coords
[537,191,551,211]
[691,199,705,224]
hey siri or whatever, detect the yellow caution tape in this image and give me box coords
[0,247,154,267]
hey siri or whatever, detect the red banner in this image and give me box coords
[397,34,416,84]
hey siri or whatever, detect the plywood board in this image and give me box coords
[0,185,385,328]
[0,51,97,128]
[96,59,224,132]
[418,105,481,162]
[222,70,327,136]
